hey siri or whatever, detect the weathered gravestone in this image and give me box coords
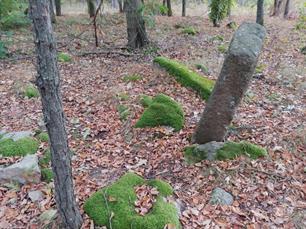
[193,22,266,144]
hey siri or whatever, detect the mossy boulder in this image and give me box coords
[0,137,39,157]
[184,141,268,163]
[154,57,214,100]
[84,173,181,229]
[135,94,184,131]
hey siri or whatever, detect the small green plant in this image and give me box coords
[41,168,54,183]
[0,40,8,59]
[117,92,129,101]
[37,132,49,142]
[24,84,39,98]
[139,95,153,107]
[209,0,234,26]
[154,57,215,100]
[195,64,209,74]
[217,44,227,53]
[255,64,266,74]
[181,26,199,35]
[57,52,72,62]
[39,149,51,167]
[117,104,130,121]
[0,137,39,157]
[210,34,224,42]
[295,2,306,30]
[123,74,142,82]
[135,94,184,131]
[143,45,160,55]
[84,173,181,228]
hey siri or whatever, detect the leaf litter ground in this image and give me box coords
[0,13,305,228]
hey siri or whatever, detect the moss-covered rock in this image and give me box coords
[154,57,214,100]
[135,94,184,131]
[84,173,181,229]
[184,141,267,163]
[0,137,39,157]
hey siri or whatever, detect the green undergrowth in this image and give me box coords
[154,57,214,100]
[58,52,72,62]
[0,137,39,157]
[117,104,130,121]
[184,141,268,163]
[41,168,54,183]
[84,173,181,229]
[39,149,54,182]
[217,44,227,53]
[139,95,153,107]
[181,26,198,35]
[24,84,39,98]
[36,132,49,142]
[135,94,184,131]
[123,74,142,82]
[195,64,209,74]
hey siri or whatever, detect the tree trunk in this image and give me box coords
[118,0,123,12]
[28,1,83,228]
[193,23,266,144]
[55,0,61,16]
[283,0,290,18]
[49,0,56,23]
[125,0,148,49]
[87,0,96,17]
[256,0,264,25]
[167,0,172,16]
[182,0,186,16]
[271,0,283,16]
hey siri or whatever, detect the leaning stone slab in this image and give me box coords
[193,22,266,144]
[0,155,41,185]
[210,187,234,205]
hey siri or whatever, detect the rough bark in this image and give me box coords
[193,23,266,144]
[182,0,186,17]
[125,0,148,49]
[283,0,290,18]
[256,0,264,25]
[28,1,83,228]
[55,0,61,16]
[167,0,172,16]
[87,0,96,17]
[49,0,56,23]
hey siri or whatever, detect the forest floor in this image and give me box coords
[0,12,305,228]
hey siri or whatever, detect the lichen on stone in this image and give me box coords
[84,173,181,229]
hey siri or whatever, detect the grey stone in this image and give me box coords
[28,190,43,202]
[210,187,234,205]
[39,209,57,222]
[0,155,41,185]
[195,141,225,161]
[1,131,34,141]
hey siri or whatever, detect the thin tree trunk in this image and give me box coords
[28,1,83,228]
[283,0,290,18]
[271,0,283,16]
[87,0,96,17]
[256,0,264,25]
[125,0,148,49]
[55,0,61,16]
[182,0,186,16]
[49,0,56,23]
[167,0,172,16]
[118,0,123,12]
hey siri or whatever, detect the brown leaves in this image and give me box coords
[134,185,159,216]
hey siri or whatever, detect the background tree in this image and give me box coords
[55,0,61,16]
[118,0,124,12]
[283,0,290,18]
[87,0,96,17]
[125,0,148,48]
[28,0,82,228]
[167,0,172,16]
[256,0,264,25]
[209,0,232,26]
[49,0,56,23]
[271,0,283,16]
[182,0,186,16]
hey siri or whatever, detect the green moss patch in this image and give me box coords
[184,141,267,163]
[135,94,184,131]
[139,95,153,107]
[57,52,72,62]
[123,74,142,82]
[117,104,130,121]
[84,173,181,229]
[0,137,39,157]
[41,168,54,183]
[154,57,214,100]
[37,132,49,142]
